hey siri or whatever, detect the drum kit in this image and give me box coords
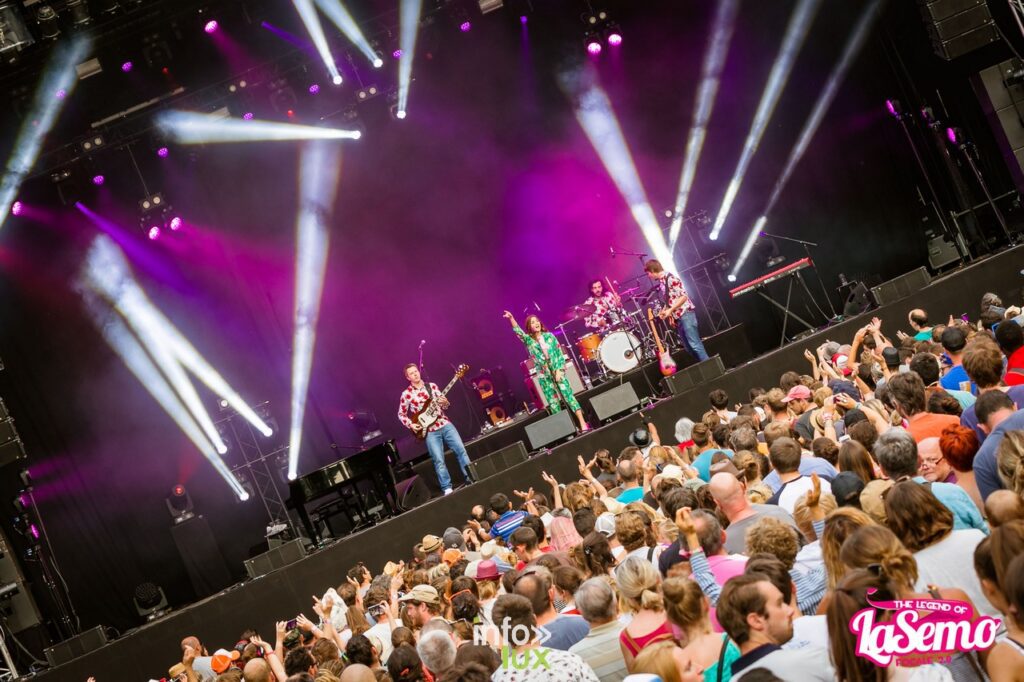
[554,282,681,387]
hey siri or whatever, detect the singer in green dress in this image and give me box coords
[503,310,589,432]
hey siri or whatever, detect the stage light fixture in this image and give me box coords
[97,0,120,15]
[121,61,133,72]
[946,127,962,145]
[308,83,320,94]
[66,0,91,27]
[668,0,739,250]
[133,582,169,621]
[11,202,23,216]
[396,0,423,119]
[36,5,61,41]
[314,0,383,69]
[92,175,104,186]
[565,71,675,269]
[708,0,821,242]
[479,0,503,13]
[730,0,883,278]
[356,85,380,101]
[885,98,901,118]
[139,192,164,212]
[157,146,169,158]
[605,24,622,46]
[165,484,194,523]
[287,141,342,480]
[290,0,343,87]
[0,36,89,230]
[156,111,362,143]
[147,225,160,240]
[585,33,602,55]
[0,4,34,57]
[204,20,219,34]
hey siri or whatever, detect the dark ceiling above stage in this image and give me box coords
[0,0,1021,641]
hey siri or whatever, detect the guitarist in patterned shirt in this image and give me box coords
[644,259,710,362]
[398,363,473,496]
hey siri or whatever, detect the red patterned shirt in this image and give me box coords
[584,292,619,330]
[659,272,696,321]
[398,382,450,433]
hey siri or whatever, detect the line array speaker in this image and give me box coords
[661,355,726,396]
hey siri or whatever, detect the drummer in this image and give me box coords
[583,279,623,331]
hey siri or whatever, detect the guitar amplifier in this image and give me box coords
[522,360,584,411]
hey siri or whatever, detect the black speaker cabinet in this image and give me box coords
[467,441,529,481]
[171,515,233,598]
[394,475,431,511]
[919,0,998,60]
[661,355,726,396]
[589,383,640,424]
[843,282,875,317]
[244,537,308,580]
[524,410,576,451]
[871,267,931,306]
[44,625,109,667]
[927,235,963,271]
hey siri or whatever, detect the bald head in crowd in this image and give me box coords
[340,664,376,682]
[617,459,638,484]
[709,472,749,519]
[243,658,271,682]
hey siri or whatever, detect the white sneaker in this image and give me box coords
[443,488,454,496]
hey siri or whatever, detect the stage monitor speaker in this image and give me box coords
[244,537,307,580]
[467,441,529,481]
[919,0,998,60]
[843,283,875,317]
[927,235,963,271]
[871,267,931,306]
[523,359,584,410]
[525,410,576,451]
[0,531,41,633]
[589,383,640,424]
[661,355,726,396]
[394,475,431,511]
[44,625,109,667]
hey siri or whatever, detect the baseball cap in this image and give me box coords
[397,584,441,605]
[829,379,861,401]
[421,534,443,553]
[830,471,866,507]
[210,648,241,673]
[595,512,616,537]
[782,385,812,403]
[442,527,464,550]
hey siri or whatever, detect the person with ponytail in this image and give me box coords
[617,555,674,671]
[840,525,986,681]
[827,568,954,681]
[570,531,617,579]
[386,644,426,682]
[663,577,740,682]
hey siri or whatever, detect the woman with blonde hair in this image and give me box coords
[617,555,673,670]
[662,577,739,682]
[632,640,703,682]
[997,430,1024,495]
[731,450,773,503]
[820,507,876,590]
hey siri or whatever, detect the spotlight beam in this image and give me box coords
[396,0,424,118]
[155,111,362,144]
[77,236,248,500]
[0,37,90,229]
[287,142,342,480]
[290,0,343,84]
[668,0,739,249]
[569,75,675,268]
[314,0,384,68]
[730,0,883,276]
[708,0,821,241]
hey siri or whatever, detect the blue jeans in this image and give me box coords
[425,423,472,490]
[677,310,709,362]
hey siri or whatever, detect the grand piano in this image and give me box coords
[288,440,401,544]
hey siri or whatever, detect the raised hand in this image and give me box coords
[296,613,315,632]
[275,620,288,638]
[806,473,822,508]
[674,507,696,536]
[512,487,535,501]
[540,471,558,488]
[502,310,514,320]
[577,455,592,479]
[182,645,197,667]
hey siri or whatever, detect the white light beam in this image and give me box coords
[669,0,740,250]
[396,0,424,118]
[288,142,342,480]
[314,0,384,68]
[291,0,344,85]
[708,0,821,241]
[155,111,362,144]
[0,37,90,229]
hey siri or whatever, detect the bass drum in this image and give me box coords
[598,331,642,374]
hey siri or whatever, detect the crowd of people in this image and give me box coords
[153,297,1024,682]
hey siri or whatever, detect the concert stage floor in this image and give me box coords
[32,245,1024,681]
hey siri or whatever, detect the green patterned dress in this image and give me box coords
[513,325,581,414]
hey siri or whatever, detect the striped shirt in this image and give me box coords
[491,510,527,543]
[568,621,628,682]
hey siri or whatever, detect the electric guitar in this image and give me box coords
[647,309,677,376]
[411,364,469,439]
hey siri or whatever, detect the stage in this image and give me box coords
[30,245,1024,681]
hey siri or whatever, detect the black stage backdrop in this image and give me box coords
[0,0,1021,636]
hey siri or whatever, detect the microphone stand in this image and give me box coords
[759,232,838,321]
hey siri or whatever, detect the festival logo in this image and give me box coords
[849,589,1001,667]
[475,621,552,670]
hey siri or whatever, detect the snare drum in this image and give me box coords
[577,333,602,362]
[598,331,642,373]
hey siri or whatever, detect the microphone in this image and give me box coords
[419,339,426,348]
[610,246,616,258]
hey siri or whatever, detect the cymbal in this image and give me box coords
[617,286,641,297]
[563,304,596,322]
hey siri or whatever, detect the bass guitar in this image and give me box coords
[647,309,677,376]
[412,364,469,439]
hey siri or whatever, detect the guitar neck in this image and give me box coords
[647,313,666,354]
[439,375,460,397]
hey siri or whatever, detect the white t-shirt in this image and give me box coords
[913,529,997,617]
[775,476,833,514]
